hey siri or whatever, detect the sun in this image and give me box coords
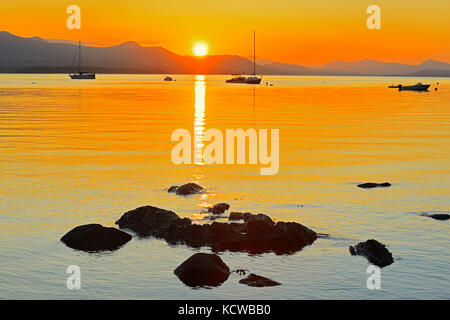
[192,42,209,57]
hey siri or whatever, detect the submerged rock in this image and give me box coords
[61,224,132,251]
[349,239,394,268]
[357,182,391,189]
[115,206,317,254]
[174,253,230,287]
[426,214,450,221]
[239,274,281,287]
[208,203,230,215]
[168,183,204,196]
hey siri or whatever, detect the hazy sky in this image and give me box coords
[1,0,449,65]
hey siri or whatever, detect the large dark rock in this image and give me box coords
[61,224,132,251]
[115,206,317,254]
[357,182,391,189]
[239,274,281,287]
[174,253,230,287]
[243,214,317,254]
[208,203,230,215]
[115,205,180,237]
[168,183,204,196]
[349,239,394,268]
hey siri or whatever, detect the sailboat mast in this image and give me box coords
[78,40,81,73]
[253,31,256,76]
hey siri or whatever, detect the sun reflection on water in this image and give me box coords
[194,75,206,165]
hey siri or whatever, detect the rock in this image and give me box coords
[239,274,281,287]
[172,183,204,196]
[245,214,276,249]
[115,205,180,237]
[208,203,230,215]
[349,239,394,268]
[115,206,317,255]
[174,253,230,287]
[426,214,450,221]
[167,186,179,193]
[357,182,391,189]
[272,222,318,253]
[232,268,249,276]
[229,212,252,221]
[61,224,132,251]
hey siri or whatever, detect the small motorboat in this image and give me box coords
[226,74,247,83]
[389,82,430,91]
[164,76,174,81]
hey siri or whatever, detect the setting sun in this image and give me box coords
[192,42,209,57]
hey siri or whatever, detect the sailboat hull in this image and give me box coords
[245,78,261,84]
[70,73,96,80]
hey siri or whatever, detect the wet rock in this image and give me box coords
[167,186,179,193]
[426,214,450,221]
[229,212,252,221]
[349,239,394,268]
[115,206,317,254]
[357,182,391,189]
[115,205,180,237]
[239,274,281,287]
[232,268,249,276]
[61,224,132,251]
[174,253,230,287]
[208,203,230,215]
[171,183,204,196]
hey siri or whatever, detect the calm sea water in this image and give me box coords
[0,74,448,299]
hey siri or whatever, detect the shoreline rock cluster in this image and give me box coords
[62,181,438,288]
[114,205,317,255]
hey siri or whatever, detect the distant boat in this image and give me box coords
[226,31,262,84]
[226,74,247,83]
[164,76,174,81]
[69,41,95,79]
[245,31,262,85]
[389,82,430,91]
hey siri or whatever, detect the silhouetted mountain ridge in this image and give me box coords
[0,31,448,77]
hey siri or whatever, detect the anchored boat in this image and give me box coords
[389,82,430,91]
[69,41,95,80]
[226,31,262,84]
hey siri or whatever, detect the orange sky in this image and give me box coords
[1,0,449,66]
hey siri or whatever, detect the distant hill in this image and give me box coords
[322,58,450,76]
[0,31,449,77]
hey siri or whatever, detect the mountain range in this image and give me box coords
[1,31,449,77]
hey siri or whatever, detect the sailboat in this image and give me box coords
[245,31,262,85]
[69,41,95,79]
[226,31,262,84]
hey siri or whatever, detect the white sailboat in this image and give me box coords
[69,41,95,79]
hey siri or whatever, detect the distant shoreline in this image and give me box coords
[1,70,449,78]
